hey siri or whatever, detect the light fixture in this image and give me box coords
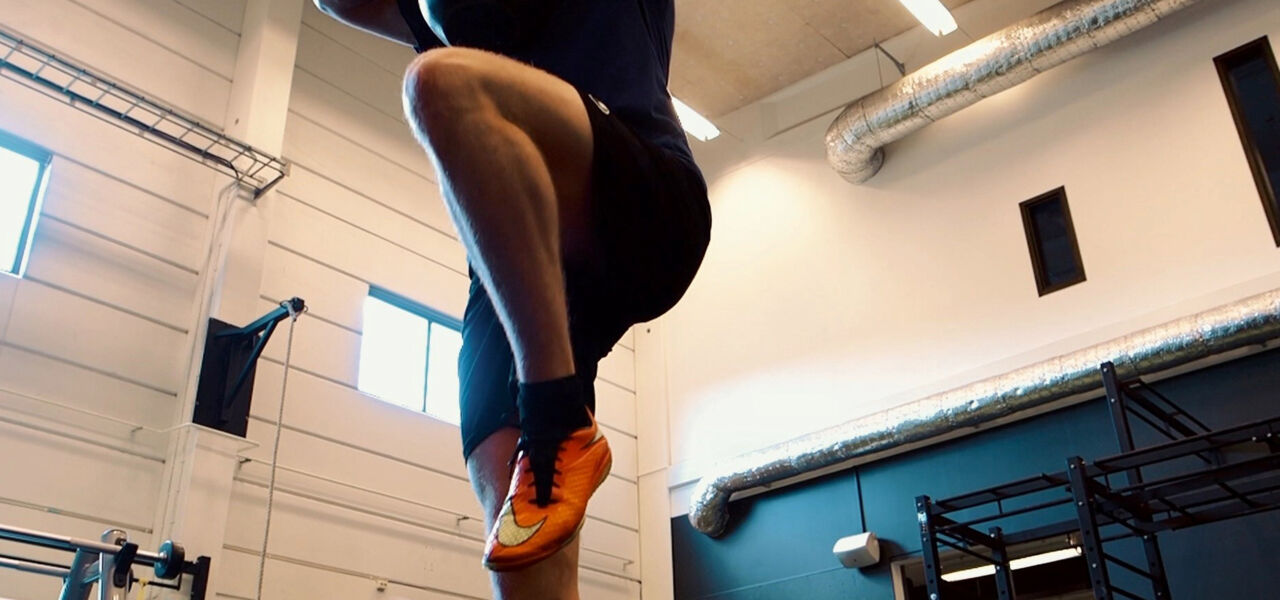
[897,0,958,36]
[671,96,720,142]
[832,532,881,568]
[941,547,1083,582]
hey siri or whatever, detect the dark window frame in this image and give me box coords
[1020,186,1086,297]
[0,128,53,276]
[1215,36,1280,247]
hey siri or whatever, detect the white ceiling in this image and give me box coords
[669,0,973,117]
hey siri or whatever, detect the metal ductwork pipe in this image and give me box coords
[825,0,1200,183]
[689,288,1280,536]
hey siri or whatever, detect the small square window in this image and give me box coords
[0,130,52,277]
[1020,187,1086,296]
[357,287,463,424]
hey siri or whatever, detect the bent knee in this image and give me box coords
[404,48,497,132]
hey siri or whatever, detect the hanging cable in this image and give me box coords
[254,299,305,600]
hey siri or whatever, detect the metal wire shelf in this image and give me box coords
[0,27,289,198]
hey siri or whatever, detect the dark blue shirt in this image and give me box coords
[408,0,697,168]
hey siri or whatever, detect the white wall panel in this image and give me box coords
[174,0,247,34]
[224,479,639,600]
[580,518,642,576]
[580,569,641,600]
[276,168,464,274]
[268,193,468,319]
[289,68,435,180]
[217,548,483,600]
[596,380,637,437]
[3,282,187,393]
[294,24,406,122]
[251,361,467,480]
[40,159,208,272]
[282,116,452,238]
[0,345,176,430]
[224,482,495,600]
[238,420,479,522]
[24,219,198,331]
[260,243,368,332]
[3,0,230,124]
[593,477,639,532]
[606,429,639,482]
[599,346,636,391]
[259,301,361,387]
[74,0,241,79]
[0,421,162,532]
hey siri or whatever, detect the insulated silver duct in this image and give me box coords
[825,0,1200,183]
[689,288,1280,536]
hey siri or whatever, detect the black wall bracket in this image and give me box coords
[193,298,305,437]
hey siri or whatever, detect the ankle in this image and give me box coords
[517,375,591,439]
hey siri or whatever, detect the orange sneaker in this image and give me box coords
[483,413,612,571]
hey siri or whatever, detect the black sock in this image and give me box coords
[516,375,591,440]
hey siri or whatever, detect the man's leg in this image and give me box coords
[468,429,583,600]
[403,47,599,598]
[403,46,593,385]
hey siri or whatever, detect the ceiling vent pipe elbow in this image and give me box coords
[825,0,1200,184]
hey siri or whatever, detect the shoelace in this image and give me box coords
[512,436,565,507]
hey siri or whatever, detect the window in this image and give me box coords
[1020,187,1086,296]
[357,287,463,424]
[1216,37,1280,246]
[0,130,51,277]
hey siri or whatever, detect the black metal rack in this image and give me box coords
[916,362,1280,600]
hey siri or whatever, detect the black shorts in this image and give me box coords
[457,91,711,459]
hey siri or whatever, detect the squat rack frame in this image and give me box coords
[915,362,1280,600]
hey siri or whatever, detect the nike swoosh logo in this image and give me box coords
[496,499,546,547]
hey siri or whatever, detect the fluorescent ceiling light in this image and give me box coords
[898,0,958,36]
[672,96,720,142]
[941,547,1082,583]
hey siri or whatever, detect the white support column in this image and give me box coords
[211,0,305,328]
[151,426,258,600]
[635,319,677,600]
[154,2,304,598]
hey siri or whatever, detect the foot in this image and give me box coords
[483,413,611,571]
